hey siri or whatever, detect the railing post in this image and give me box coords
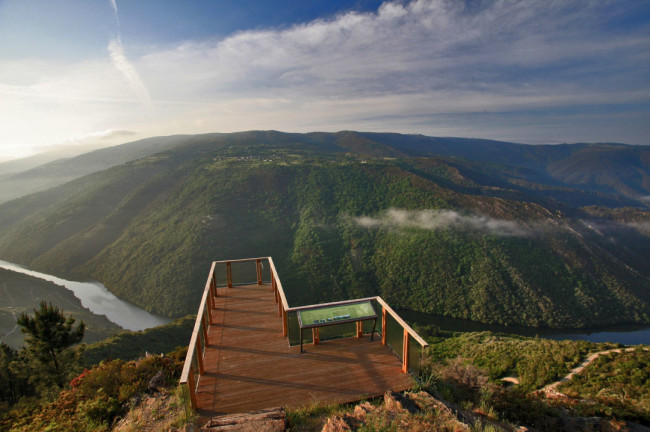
[201,313,209,348]
[402,329,409,373]
[282,307,288,337]
[207,297,213,325]
[277,297,283,316]
[256,259,262,285]
[356,321,363,338]
[211,269,217,297]
[206,288,214,324]
[187,370,198,410]
[274,283,279,303]
[312,328,319,345]
[226,262,233,288]
[381,306,387,346]
[196,336,205,375]
[272,274,278,298]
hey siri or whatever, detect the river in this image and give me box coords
[0,259,171,331]
[399,310,650,345]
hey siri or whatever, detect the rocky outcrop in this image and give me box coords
[320,390,475,432]
[148,370,166,393]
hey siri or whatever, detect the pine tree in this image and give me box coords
[17,301,85,388]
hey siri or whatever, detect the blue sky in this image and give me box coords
[0,0,649,159]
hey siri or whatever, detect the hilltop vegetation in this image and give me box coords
[1,312,194,430]
[0,132,648,329]
[558,347,650,422]
[2,348,187,432]
[420,332,650,429]
[426,332,618,391]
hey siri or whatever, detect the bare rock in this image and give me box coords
[321,415,352,432]
[406,391,443,412]
[148,370,166,393]
[353,402,375,418]
[383,390,419,414]
[201,407,287,432]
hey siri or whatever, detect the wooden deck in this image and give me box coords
[195,282,413,416]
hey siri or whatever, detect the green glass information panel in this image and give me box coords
[297,301,377,352]
[298,301,376,328]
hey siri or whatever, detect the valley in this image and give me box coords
[0,131,648,331]
[0,259,170,335]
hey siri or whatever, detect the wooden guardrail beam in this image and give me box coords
[213,257,269,264]
[374,297,428,348]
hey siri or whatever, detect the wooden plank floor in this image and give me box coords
[195,283,413,416]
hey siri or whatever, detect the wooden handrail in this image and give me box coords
[213,257,269,264]
[179,260,217,409]
[374,297,428,348]
[267,257,289,311]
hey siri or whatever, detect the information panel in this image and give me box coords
[297,301,377,352]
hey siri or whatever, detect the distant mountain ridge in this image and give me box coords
[0,131,648,329]
[1,131,648,204]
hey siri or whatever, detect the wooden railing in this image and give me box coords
[180,256,429,410]
[268,257,290,336]
[375,297,428,373]
[179,257,266,410]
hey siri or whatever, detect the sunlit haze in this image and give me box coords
[1,0,649,160]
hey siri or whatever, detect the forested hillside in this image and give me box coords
[0,135,195,204]
[0,131,648,328]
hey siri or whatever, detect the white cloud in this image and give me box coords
[108,37,152,107]
[134,0,648,139]
[135,2,594,97]
[110,0,119,26]
[351,208,529,237]
[626,221,650,234]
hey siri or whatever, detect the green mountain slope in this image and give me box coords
[0,131,648,328]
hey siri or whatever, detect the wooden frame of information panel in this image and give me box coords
[297,300,377,353]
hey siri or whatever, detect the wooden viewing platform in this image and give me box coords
[180,257,428,416]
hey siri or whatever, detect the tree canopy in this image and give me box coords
[17,301,85,388]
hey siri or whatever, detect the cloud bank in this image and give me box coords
[118,0,650,143]
[352,208,528,237]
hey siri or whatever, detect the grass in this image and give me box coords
[112,387,189,432]
[287,402,354,432]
